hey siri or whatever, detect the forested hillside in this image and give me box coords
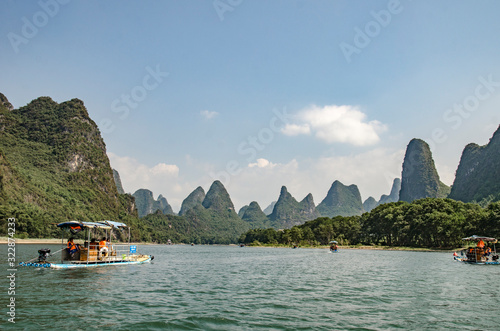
[239,198,500,249]
[0,94,141,238]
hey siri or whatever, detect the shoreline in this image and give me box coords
[245,244,458,252]
[0,237,151,245]
[0,237,459,251]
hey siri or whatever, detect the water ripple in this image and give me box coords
[2,245,500,330]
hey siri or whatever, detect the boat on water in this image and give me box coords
[453,235,499,265]
[329,240,339,253]
[19,220,153,269]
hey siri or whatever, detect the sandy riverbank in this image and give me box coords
[0,238,458,251]
[0,237,153,245]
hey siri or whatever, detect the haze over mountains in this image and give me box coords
[125,124,500,229]
[132,189,174,218]
[1,93,500,242]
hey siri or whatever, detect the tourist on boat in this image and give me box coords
[67,238,79,256]
[99,237,108,257]
[485,246,492,257]
[89,238,98,250]
[477,239,485,248]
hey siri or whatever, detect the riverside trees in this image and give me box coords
[238,198,499,249]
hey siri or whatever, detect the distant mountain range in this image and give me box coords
[263,201,276,215]
[120,126,500,229]
[449,125,500,203]
[317,180,364,217]
[132,189,174,218]
[363,178,401,212]
[113,169,125,194]
[399,139,450,202]
[1,92,499,242]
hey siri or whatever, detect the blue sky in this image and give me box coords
[2,0,500,212]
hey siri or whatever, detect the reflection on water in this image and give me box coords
[1,244,500,330]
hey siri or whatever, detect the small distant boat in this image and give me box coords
[19,220,153,269]
[453,235,499,265]
[329,240,339,253]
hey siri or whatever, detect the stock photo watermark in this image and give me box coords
[339,0,407,64]
[209,107,291,185]
[100,64,169,134]
[425,74,500,153]
[7,0,71,54]
[6,218,17,324]
[213,0,243,21]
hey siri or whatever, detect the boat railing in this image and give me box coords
[460,246,498,263]
[109,244,135,259]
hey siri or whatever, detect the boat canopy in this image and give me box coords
[57,221,112,230]
[462,235,497,242]
[329,241,338,244]
[103,220,128,228]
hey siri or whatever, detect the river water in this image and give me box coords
[1,244,499,330]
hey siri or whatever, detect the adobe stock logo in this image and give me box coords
[339,0,407,63]
[424,74,500,153]
[209,107,291,186]
[7,0,71,54]
[100,65,169,134]
[213,0,243,21]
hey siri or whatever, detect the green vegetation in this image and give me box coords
[449,126,500,203]
[113,169,125,194]
[362,197,378,213]
[138,180,250,244]
[178,186,205,216]
[269,186,320,228]
[377,178,401,206]
[0,94,246,244]
[241,201,272,229]
[1,93,499,247]
[239,198,500,249]
[132,189,173,217]
[317,180,364,217]
[399,139,450,202]
[0,95,144,239]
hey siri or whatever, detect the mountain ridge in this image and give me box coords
[317,180,364,217]
[399,139,450,202]
[449,125,500,203]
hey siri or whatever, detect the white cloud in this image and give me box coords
[108,152,187,211]
[200,110,219,120]
[150,163,179,176]
[222,149,404,211]
[248,158,276,168]
[281,123,311,136]
[281,104,387,146]
[109,147,406,214]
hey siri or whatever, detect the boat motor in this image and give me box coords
[38,249,51,262]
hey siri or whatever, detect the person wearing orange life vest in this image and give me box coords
[99,237,108,257]
[477,239,485,248]
[67,238,79,256]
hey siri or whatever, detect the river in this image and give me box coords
[1,244,499,330]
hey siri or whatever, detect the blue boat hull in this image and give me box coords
[454,256,500,265]
[19,255,153,269]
